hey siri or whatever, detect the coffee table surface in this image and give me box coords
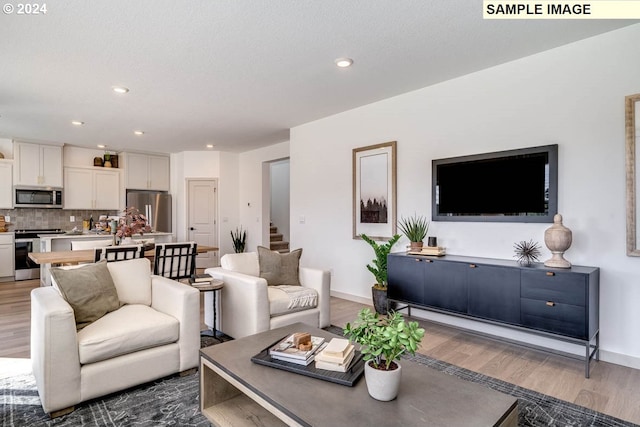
[200,322,518,427]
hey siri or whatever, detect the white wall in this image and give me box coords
[290,24,640,366]
[270,159,290,242]
[238,141,290,252]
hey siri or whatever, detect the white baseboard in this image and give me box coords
[331,292,640,371]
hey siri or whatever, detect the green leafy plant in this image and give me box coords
[231,226,246,253]
[360,233,400,290]
[344,308,425,370]
[397,214,429,243]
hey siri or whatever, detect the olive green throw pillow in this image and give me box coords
[50,260,121,330]
[257,246,302,286]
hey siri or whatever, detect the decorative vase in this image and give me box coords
[409,241,423,251]
[544,214,572,268]
[364,361,402,401]
[371,286,389,315]
[121,236,134,245]
[104,160,112,168]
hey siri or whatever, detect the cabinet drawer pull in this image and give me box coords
[546,301,556,307]
[425,259,433,263]
[469,264,477,268]
[414,258,421,262]
[546,271,555,276]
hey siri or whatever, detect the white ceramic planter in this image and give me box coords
[364,361,402,401]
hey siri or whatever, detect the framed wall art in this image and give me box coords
[352,141,397,240]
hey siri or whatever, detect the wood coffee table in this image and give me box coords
[199,322,518,427]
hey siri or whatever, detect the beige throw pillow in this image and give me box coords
[50,260,121,330]
[257,246,302,286]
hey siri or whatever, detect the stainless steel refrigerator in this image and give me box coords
[126,191,172,233]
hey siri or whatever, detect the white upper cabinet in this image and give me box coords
[0,161,12,208]
[64,167,121,210]
[125,153,169,191]
[14,142,63,187]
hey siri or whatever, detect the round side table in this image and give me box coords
[191,279,224,340]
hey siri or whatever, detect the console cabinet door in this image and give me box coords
[423,260,468,313]
[467,264,520,324]
[388,255,424,305]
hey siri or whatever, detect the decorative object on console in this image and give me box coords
[544,214,572,268]
[360,233,400,314]
[116,206,152,239]
[231,226,246,253]
[513,239,542,266]
[344,308,425,401]
[353,141,397,240]
[427,236,437,247]
[397,213,429,251]
[625,93,640,256]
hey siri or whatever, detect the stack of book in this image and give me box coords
[314,338,356,372]
[269,333,326,366]
[189,273,213,287]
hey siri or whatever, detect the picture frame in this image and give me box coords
[352,141,397,240]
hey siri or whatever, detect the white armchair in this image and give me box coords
[205,252,331,339]
[31,258,200,417]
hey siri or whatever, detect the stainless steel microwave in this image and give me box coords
[14,186,63,208]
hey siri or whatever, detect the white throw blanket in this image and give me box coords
[274,285,318,309]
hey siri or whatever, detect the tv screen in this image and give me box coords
[432,145,558,223]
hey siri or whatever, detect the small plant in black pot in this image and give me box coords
[231,226,246,253]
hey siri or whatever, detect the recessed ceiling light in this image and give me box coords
[97,144,106,149]
[112,86,129,94]
[134,130,144,135]
[335,57,353,68]
[71,120,84,126]
[206,144,214,149]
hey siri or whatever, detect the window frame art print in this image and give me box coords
[352,141,397,240]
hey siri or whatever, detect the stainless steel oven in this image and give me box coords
[14,229,64,281]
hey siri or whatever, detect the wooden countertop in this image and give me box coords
[29,245,218,265]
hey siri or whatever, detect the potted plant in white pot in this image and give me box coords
[360,233,400,314]
[344,308,425,401]
[397,214,429,251]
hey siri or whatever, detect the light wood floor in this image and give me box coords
[2,279,640,424]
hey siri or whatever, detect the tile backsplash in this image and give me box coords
[1,208,119,231]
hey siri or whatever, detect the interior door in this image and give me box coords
[187,179,218,268]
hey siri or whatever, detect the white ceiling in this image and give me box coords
[0,1,634,154]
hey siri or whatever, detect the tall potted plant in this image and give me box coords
[344,308,425,401]
[360,233,400,314]
[397,214,429,251]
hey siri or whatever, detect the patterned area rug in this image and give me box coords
[1,331,638,427]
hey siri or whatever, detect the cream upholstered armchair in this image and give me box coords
[204,248,331,339]
[30,258,200,417]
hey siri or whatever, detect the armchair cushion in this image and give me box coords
[107,258,152,305]
[50,260,121,330]
[258,246,302,286]
[77,304,179,364]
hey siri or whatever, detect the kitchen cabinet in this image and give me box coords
[388,253,599,377]
[125,153,169,191]
[0,160,12,208]
[64,167,121,210]
[14,142,63,187]
[0,233,14,279]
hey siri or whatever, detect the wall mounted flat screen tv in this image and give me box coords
[432,144,558,223]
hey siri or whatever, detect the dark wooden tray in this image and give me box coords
[251,339,365,387]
